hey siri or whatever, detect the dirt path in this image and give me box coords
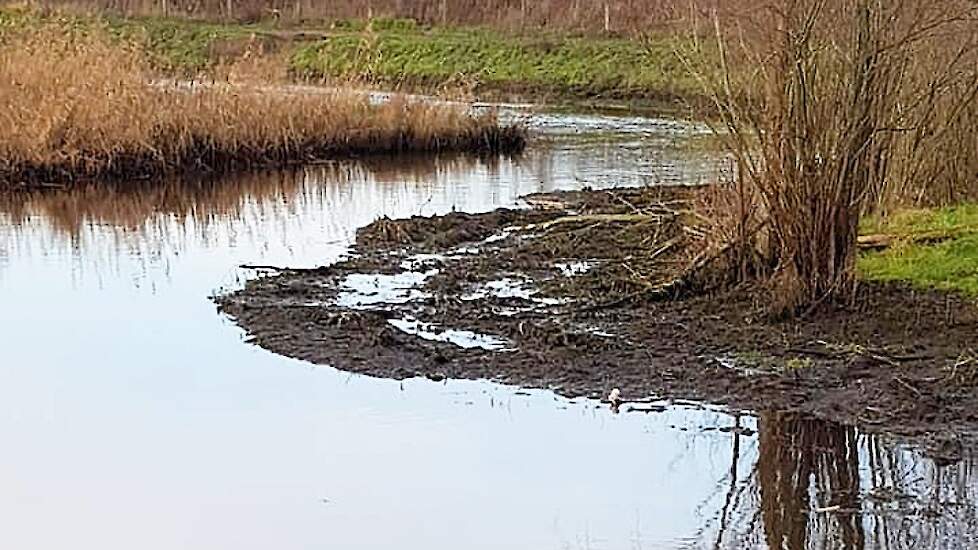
[215,186,978,462]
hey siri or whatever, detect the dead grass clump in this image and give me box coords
[0,27,525,188]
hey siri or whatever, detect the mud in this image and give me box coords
[215,186,978,460]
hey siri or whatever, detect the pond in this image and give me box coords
[0,108,974,549]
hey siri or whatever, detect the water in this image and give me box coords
[1,110,975,549]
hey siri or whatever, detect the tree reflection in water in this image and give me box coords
[711,411,978,549]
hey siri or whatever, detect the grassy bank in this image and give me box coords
[0,7,704,105]
[289,24,701,104]
[0,25,524,189]
[859,205,978,297]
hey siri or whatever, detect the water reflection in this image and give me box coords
[708,412,978,549]
[0,131,717,291]
[0,111,974,549]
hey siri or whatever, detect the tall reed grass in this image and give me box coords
[0,26,524,188]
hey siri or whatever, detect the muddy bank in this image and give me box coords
[215,186,978,458]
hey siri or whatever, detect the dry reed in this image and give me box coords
[0,26,524,188]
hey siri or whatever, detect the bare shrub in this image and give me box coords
[685,0,978,313]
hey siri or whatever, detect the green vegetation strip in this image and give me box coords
[858,204,978,296]
[290,24,701,101]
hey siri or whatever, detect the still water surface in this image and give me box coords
[0,110,975,549]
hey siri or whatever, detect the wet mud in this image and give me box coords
[215,186,978,460]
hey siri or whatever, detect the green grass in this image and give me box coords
[104,15,261,71]
[858,204,978,296]
[289,25,704,102]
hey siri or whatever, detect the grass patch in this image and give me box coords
[290,25,703,102]
[105,15,260,72]
[858,204,978,296]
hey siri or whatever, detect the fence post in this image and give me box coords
[604,2,610,33]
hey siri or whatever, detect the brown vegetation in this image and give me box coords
[685,0,978,313]
[0,27,524,188]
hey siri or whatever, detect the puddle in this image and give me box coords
[461,277,537,301]
[0,106,975,549]
[335,270,436,309]
[459,277,567,310]
[388,317,513,351]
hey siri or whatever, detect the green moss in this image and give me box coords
[858,204,978,296]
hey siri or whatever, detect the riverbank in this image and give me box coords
[0,23,524,189]
[0,7,706,107]
[215,186,978,461]
[288,22,702,106]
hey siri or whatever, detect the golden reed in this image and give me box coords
[0,27,524,188]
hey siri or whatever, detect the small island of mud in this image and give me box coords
[215,186,978,454]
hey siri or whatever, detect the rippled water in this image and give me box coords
[1,110,975,549]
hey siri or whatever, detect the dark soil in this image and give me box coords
[215,186,978,459]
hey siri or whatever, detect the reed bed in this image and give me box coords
[0,27,524,188]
